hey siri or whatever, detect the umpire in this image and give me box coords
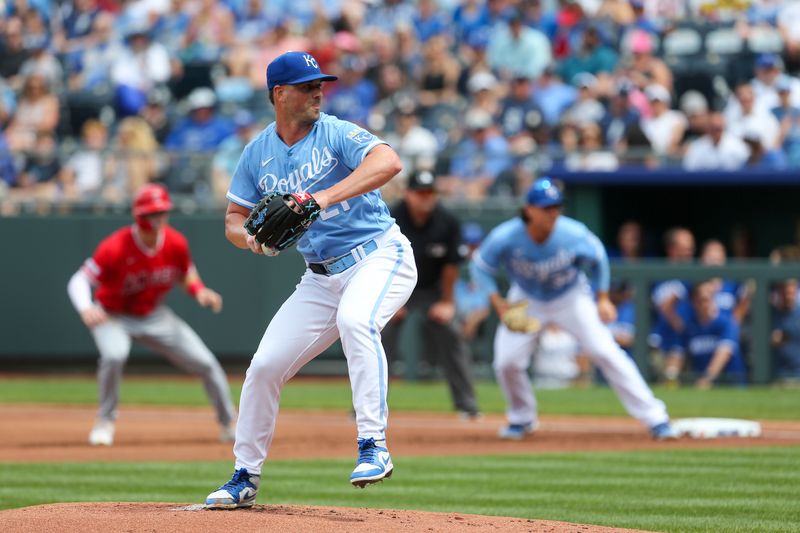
[382,169,480,418]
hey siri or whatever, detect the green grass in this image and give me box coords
[1,447,798,532]
[0,376,798,420]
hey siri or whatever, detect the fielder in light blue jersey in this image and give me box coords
[470,178,677,441]
[206,51,417,509]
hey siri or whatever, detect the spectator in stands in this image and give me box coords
[182,0,235,64]
[532,66,578,127]
[53,0,100,55]
[651,226,695,382]
[557,24,619,92]
[742,128,787,170]
[619,29,672,94]
[561,72,605,127]
[0,131,15,191]
[413,0,448,43]
[212,109,255,203]
[441,108,512,200]
[382,100,439,189]
[678,90,709,148]
[699,238,753,325]
[325,54,377,128]
[608,219,645,261]
[521,0,559,41]
[4,72,59,152]
[641,84,686,158]
[772,278,800,382]
[15,131,60,192]
[777,2,800,73]
[111,24,171,117]
[487,10,552,81]
[53,119,108,204]
[600,80,640,149]
[248,20,310,90]
[498,74,546,153]
[233,0,275,45]
[466,70,501,119]
[663,280,748,388]
[416,34,462,115]
[0,17,29,88]
[105,116,161,203]
[0,77,17,129]
[451,0,490,47]
[565,121,620,171]
[683,112,750,170]
[771,75,800,168]
[726,82,781,150]
[214,43,255,105]
[164,88,234,152]
[18,34,63,93]
[750,54,800,111]
[138,87,173,144]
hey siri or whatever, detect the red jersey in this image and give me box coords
[82,225,193,316]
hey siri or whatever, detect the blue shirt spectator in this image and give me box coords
[0,132,16,187]
[413,0,448,43]
[771,279,800,381]
[665,281,748,387]
[487,12,552,81]
[452,0,491,46]
[165,88,235,152]
[324,56,377,128]
[532,68,577,127]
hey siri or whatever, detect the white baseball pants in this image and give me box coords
[494,283,669,428]
[234,225,417,475]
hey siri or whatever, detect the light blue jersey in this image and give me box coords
[471,216,610,301]
[227,112,395,262]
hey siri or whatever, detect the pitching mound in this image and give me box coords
[0,502,655,532]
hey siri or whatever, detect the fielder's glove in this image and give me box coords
[244,191,321,252]
[502,301,541,334]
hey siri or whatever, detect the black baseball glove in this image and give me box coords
[243,191,321,252]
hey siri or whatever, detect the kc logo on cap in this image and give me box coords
[266,51,338,90]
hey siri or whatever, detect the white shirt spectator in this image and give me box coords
[683,133,750,170]
[642,109,687,154]
[64,151,104,195]
[727,107,781,149]
[110,40,170,91]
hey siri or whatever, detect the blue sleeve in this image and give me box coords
[329,118,387,170]
[225,141,260,208]
[720,317,740,347]
[580,231,610,292]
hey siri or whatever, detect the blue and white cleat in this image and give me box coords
[650,421,680,441]
[498,422,535,440]
[205,468,260,509]
[350,437,393,488]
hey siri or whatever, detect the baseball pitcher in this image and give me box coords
[205,51,417,509]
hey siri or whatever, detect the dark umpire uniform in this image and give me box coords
[382,170,479,417]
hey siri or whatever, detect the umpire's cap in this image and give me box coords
[407,169,436,191]
[133,183,173,216]
[266,51,338,90]
[526,178,563,207]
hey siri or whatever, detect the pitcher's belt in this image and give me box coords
[308,239,378,276]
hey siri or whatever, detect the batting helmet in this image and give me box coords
[133,184,173,216]
[526,178,563,207]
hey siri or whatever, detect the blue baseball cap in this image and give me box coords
[526,178,563,207]
[462,223,485,246]
[266,51,338,90]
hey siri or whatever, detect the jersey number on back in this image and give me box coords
[319,200,351,221]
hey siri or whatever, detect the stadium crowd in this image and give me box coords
[1,0,800,212]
